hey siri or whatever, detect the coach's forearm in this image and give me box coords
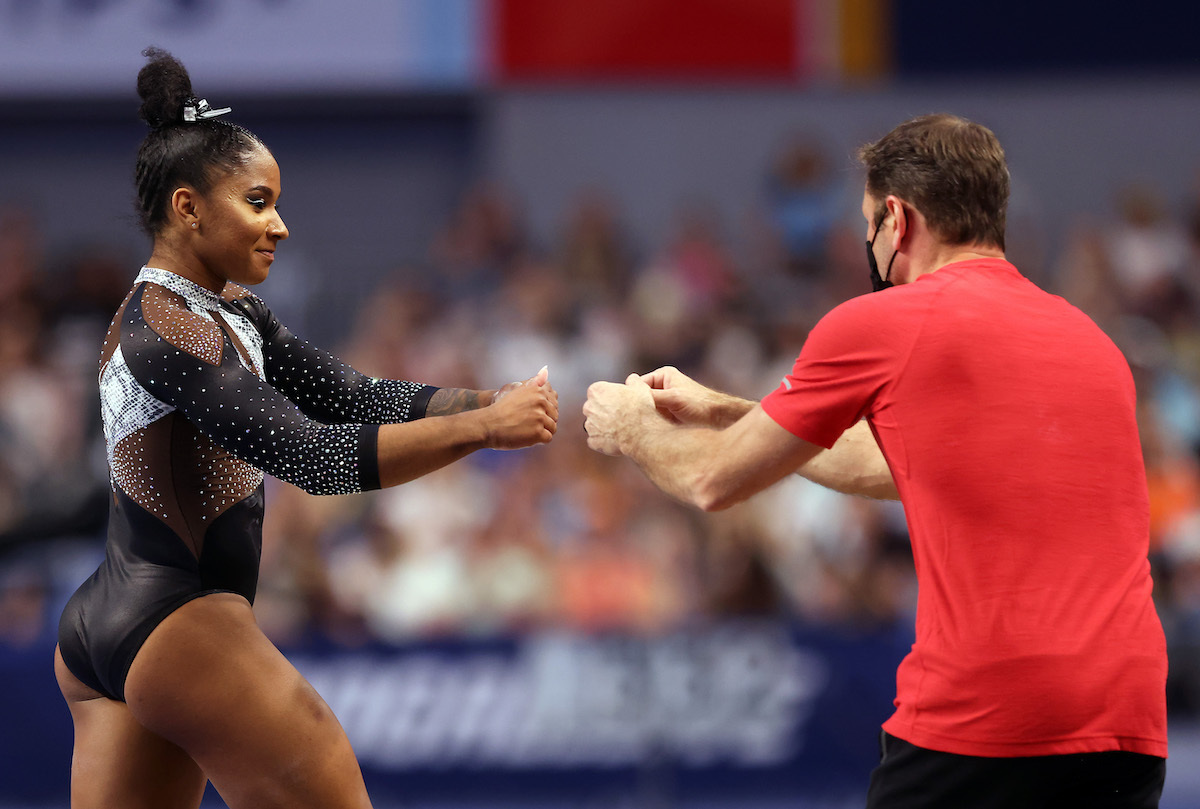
[707,392,757,428]
[710,397,898,499]
[797,420,899,500]
[622,421,737,511]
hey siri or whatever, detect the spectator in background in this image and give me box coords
[765,135,842,279]
[0,238,110,548]
[1107,184,1192,327]
[558,190,634,309]
[427,181,525,308]
[0,204,45,319]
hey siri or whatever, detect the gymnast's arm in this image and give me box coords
[226,293,503,425]
[128,291,554,495]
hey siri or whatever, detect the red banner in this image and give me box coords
[494,0,803,80]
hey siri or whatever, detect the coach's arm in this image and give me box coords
[583,367,899,506]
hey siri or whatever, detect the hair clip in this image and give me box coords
[182,97,232,123]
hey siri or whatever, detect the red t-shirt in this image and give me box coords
[761,258,1168,758]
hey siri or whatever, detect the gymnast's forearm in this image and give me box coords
[375,380,556,487]
[425,387,496,417]
[374,412,490,488]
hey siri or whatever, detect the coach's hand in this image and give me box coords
[583,373,660,456]
[640,366,752,429]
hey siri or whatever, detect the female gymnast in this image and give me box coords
[53,47,558,809]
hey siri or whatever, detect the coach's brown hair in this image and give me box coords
[858,114,1009,250]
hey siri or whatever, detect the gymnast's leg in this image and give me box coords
[123,592,373,809]
[54,646,208,809]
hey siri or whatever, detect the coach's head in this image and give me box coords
[859,114,1010,292]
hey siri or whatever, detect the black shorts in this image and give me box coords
[866,732,1166,809]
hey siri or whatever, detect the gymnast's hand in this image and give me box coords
[483,366,558,449]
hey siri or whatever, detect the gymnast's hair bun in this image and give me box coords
[136,47,194,130]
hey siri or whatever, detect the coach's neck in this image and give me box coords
[898,211,1006,285]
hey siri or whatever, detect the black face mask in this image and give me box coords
[866,215,897,292]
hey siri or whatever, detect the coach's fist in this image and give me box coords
[583,373,657,456]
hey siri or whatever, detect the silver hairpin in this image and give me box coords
[182,98,232,123]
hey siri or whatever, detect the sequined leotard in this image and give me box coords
[58,267,436,700]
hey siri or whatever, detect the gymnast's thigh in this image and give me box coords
[123,592,373,809]
[54,645,207,809]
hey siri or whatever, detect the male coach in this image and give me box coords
[583,114,1168,808]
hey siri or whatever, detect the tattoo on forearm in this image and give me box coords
[427,387,490,416]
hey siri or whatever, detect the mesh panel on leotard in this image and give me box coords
[136,267,263,373]
[224,290,434,426]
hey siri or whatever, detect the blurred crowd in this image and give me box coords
[2,138,1200,717]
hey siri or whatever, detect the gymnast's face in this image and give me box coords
[192,145,288,286]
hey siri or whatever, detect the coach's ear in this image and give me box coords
[886,194,909,250]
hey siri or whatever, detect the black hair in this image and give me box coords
[134,47,266,236]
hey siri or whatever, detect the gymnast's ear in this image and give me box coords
[169,186,201,232]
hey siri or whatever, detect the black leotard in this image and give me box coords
[58,267,435,700]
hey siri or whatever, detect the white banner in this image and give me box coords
[0,0,484,97]
[297,627,827,769]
